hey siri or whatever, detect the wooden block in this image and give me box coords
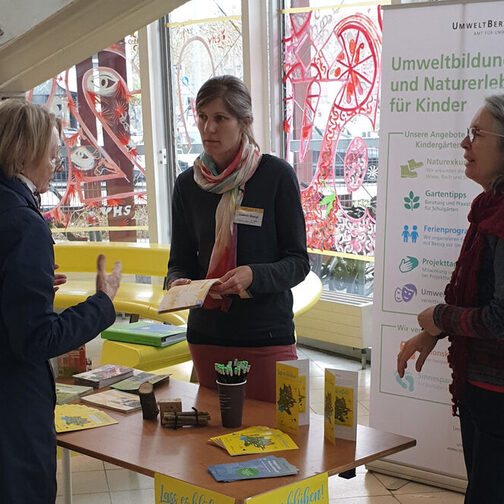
[159,399,182,425]
[138,382,159,421]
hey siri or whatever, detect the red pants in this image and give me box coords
[188,343,297,402]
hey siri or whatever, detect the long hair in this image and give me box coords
[196,76,259,149]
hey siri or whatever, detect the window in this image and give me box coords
[28,34,147,242]
[166,0,243,176]
[282,0,384,295]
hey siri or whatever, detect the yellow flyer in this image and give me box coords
[298,375,307,413]
[209,426,298,456]
[276,362,299,435]
[334,386,354,427]
[323,369,335,444]
[245,472,328,504]
[155,473,235,504]
[55,404,117,433]
[324,368,358,442]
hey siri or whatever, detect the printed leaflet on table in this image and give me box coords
[275,359,310,435]
[208,455,299,482]
[324,368,358,442]
[80,389,142,413]
[55,404,117,433]
[209,426,298,456]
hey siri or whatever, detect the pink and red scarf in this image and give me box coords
[193,136,261,311]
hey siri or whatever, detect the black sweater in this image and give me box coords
[167,154,310,347]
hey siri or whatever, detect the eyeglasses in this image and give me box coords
[51,156,64,171]
[467,126,504,144]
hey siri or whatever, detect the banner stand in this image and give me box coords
[371,0,504,492]
[366,461,466,493]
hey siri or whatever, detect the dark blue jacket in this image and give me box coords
[0,174,116,503]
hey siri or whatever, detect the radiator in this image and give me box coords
[294,290,373,351]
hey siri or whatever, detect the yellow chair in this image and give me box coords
[54,242,192,372]
[54,242,187,325]
[54,242,322,380]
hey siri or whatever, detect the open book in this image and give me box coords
[158,279,222,313]
[158,278,251,313]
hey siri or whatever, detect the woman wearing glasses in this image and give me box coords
[0,100,122,503]
[397,94,504,503]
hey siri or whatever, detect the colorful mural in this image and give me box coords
[283,6,382,257]
[28,37,146,241]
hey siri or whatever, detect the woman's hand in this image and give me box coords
[212,266,253,297]
[168,278,192,289]
[96,254,122,301]
[53,264,67,292]
[397,330,438,378]
[417,306,441,336]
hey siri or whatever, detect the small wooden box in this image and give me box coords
[159,399,182,425]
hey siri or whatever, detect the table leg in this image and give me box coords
[61,448,73,504]
[361,349,367,369]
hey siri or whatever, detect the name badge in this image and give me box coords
[234,206,264,227]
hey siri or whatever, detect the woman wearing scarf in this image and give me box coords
[167,76,310,402]
[397,95,504,503]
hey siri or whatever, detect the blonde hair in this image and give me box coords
[0,99,60,178]
[196,75,259,149]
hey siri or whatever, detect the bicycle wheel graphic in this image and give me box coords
[331,20,377,111]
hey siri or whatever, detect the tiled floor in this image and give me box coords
[56,342,465,503]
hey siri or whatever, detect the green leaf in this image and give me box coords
[319,195,335,207]
[409,191,415,198]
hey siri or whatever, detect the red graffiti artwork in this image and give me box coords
[283,7,382,256]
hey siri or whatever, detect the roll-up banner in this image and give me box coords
[371,0,504,488]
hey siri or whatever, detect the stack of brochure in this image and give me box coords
[111,369,170,393]
[55,383,93,405]
[209,426,298,456]
[208,456,298,482]
[73,364,133,388]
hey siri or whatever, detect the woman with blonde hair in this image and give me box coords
[168,76,309,402]
[0,99,121,503]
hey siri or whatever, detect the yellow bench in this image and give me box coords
[54,241,192,374]
[54,241,322,379]
[98,270,322,372]
[54,242,187,325]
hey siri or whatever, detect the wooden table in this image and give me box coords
[57,379,415,503]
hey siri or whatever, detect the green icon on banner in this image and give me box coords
[403,191,420,211]
[399,256,419,273]
[400,159,423,178]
